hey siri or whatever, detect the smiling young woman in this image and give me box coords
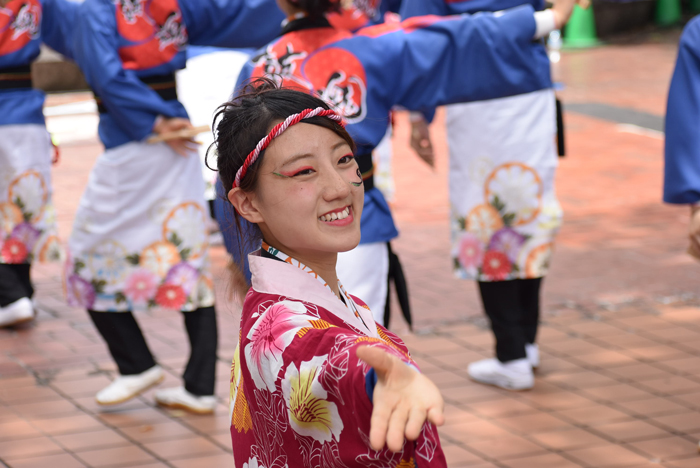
[215,78,447,467]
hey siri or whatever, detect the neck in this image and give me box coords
[265,241,340,297]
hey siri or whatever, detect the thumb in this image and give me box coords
[356,346,395,379]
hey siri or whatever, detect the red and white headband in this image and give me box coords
[232,107,345,188]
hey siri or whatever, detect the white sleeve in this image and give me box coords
[533,10,556,39]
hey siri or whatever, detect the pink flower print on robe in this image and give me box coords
[457,232,484,270]
[245,300,315,392]
[123,268,159,306]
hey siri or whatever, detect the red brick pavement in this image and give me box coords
[3,37,700,468]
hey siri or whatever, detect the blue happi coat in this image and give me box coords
[664,15,700,204]
[72,0,284,150]
[217,5,552,279]
[0,0,79,127]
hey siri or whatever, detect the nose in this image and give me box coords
[321,162,351,202]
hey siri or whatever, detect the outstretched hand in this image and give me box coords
[410,116,435,169]
[356,346,444,453]
[153,117,200,157]
[551,0,590,29]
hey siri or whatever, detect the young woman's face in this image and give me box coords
[244,122,364,256]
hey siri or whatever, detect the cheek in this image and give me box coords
[261,184,319,223]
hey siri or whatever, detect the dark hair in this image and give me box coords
[208,77,355,282]
[289,0,342,18]
[211,76,355,194]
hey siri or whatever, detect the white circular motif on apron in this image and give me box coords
[484,163,542,226]
[467,155,495,184]
[88,240,130,286]
[0,202,23,235]
[149,198,177,224]
[139,240,181,278]
[8,170,47,223]
[466,204,503,243]
[517,239,554,278]
[162,202,207,261]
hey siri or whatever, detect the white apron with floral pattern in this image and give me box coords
[0,124,63,264]
[65,141,215,312]
[447,88,563,282]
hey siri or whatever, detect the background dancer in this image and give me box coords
[217,0,577,330]
[0,0,78,328]
[176,45,258,245]
[67,0,283,412]
[401,0,565,391]
[665,17,700,263]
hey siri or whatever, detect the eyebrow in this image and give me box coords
[280,141,349,167]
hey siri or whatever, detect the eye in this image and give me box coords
[291,166,315,177]
[338,154,355,165]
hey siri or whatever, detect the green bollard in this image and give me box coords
[563,5,599,48]
[655,0,681,26]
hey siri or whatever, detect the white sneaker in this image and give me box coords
[96,365,164,405]
[0,297,34,327]
[526,343,540,369]
[155,386,217,414]
[468,358,534,390]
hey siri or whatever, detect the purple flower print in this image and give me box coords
[488,227,526,263]
[165,262,198,295]
[66,274,96,309]
[10,222,41,252]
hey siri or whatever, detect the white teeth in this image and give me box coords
[319,207,351,222]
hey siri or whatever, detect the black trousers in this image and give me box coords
[89,306,218,396]
[478,278,542,363]
[0,264,33,307]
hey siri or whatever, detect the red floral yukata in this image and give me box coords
[229,247,447,467]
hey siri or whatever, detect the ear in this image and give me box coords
[228,187,265,224]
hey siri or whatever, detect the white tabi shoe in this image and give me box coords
[0,297,34,327]
[468,358,534,391]
[526,343,540,369]
[96,365,164,406]
[155,386,217,414]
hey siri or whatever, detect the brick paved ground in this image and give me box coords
[3,34,700,468]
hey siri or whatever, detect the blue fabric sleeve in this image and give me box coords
[356,5,551,113]
[664,16,700,204]
[41,0,80,60]
[73,0,186,143]
[401,0,545,16]
[399,0,448,17]
[180,0,284,48]
[365,367,378,403]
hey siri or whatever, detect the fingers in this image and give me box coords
[167,139,195,157]
[427,405,445,427]
[356,346,395,379]
[385,403,409,452]
[368,396,392,451]
[405,406,426,441]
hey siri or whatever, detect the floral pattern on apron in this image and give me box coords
[65,141,215,312]
[0,125,62,265]
[448,89,563,282]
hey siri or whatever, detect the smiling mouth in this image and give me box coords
[319,206,351,222]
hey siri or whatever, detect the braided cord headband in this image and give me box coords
[232,107,346,188]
